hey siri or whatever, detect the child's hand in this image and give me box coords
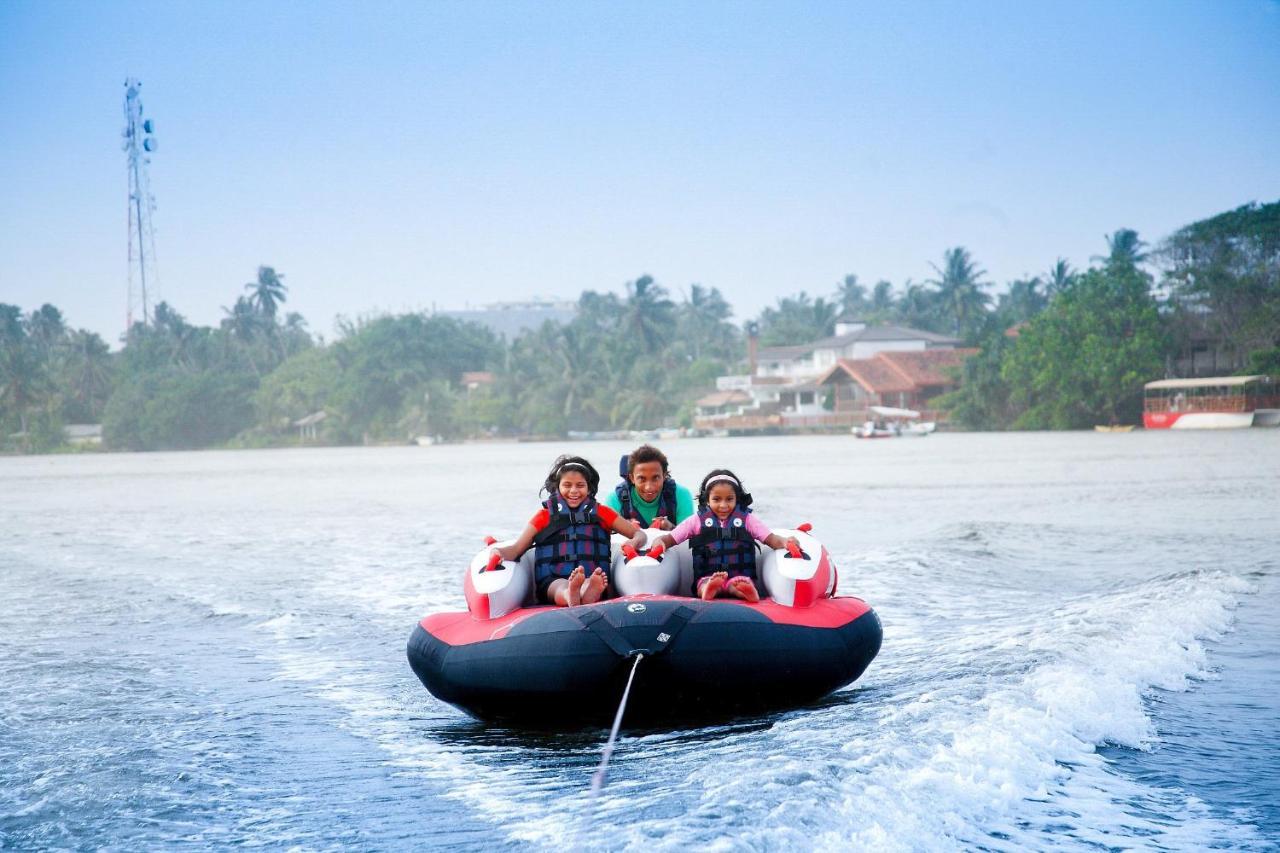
[784,536,803,556]
[650,516,673,531]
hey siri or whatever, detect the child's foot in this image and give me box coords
[581,567,608,605]
[726,576,760,603]
[699,572,728,600]
[565,566,585,607]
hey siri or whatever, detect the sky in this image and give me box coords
[2,0,1278,346]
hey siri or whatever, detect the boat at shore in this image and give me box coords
[1143,375,1279,430]
[407,527,882,727]
[852,406,936,438]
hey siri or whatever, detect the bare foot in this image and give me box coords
[699,571,728,600]
[581,567,608,604]
[726,576,760,603]
[563,566,585,607]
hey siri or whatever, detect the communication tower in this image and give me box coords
[122,78,160,328]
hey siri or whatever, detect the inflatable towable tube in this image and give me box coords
[407,526,882,727]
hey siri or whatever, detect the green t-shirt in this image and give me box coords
[603,480,696,526]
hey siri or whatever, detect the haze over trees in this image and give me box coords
[1,201,1277,452]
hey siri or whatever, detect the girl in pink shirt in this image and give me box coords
[652,468,799,602]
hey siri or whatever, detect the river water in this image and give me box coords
[1,433,1276,850]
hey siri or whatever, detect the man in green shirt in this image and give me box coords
[603,444,695,530]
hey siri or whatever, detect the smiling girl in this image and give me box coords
[651,468,799,602]
[491,455,646,607]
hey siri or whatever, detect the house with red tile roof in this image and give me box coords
[695,317,971,431]
[815,348,978,417]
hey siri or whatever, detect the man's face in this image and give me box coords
[630,461,666,503]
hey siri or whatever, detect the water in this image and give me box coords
[1,433,1276,850]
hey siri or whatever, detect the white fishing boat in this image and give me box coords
[852,406,936,438]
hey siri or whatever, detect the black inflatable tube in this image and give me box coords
[407,598,882,727]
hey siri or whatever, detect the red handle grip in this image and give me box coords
[621,544,638,561]
[647,543,665,559]
[796,522,812,533]
[483,535,497,546]
[786,541,803,559]
[485,551,502,571]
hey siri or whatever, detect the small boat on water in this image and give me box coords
[406,527,882,727]
[852,406,936,438]
[1143,375,1280,429]
[1093,424,1136,433]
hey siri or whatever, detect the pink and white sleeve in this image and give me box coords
[667,514,702,545]
[744,514,773,542]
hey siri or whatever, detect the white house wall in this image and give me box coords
[847,339,926,359]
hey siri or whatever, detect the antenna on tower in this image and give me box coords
[123,77,160,331]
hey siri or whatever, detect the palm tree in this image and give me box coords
[1096,229,1147,269]
[681,284,735,361]
[1045,259,1074,297]
[998,277,1047,326]
[622,275,675,355]
[61,330,113,421]
[0,332,48,450]
[895,279,938,331]
[928,247,992,341]
[835,274,868,317]
[221,296,264,376]
[870,280,895,318]
[27,304,66,360]
[246,266,288,319]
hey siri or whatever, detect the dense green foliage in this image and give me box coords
[4,200,1277,452]
[1159,202,1280,371]
[1001,263,1166,428]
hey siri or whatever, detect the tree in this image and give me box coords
[894,279,938,332]
[869,280,895,320]
[58,330,114,423]
[0,312,50,450]
[1044,259,1075,297]
[621,274,675,355]
[246,265,288,319]
[756,292,839,346]
[835,274,869,317]
[678,284,738,362]
[1002,264,1166,428]
[995,277,1047,328]
[935,331,1016,430]
[1098,228,1148,269]
[928,247,992,342]
[1158,201,1280,372]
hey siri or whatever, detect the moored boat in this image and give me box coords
[1143,375,1278,429]
[852,405,936,438]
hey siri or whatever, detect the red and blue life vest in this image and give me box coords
[532,494,612,585]
[690,507,758,585]
[614,478,679,525]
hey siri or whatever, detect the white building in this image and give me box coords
[696,318,962,430]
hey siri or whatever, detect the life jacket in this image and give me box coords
[614,477,679,525]
[531,494,612,585]
[690,506,758,582]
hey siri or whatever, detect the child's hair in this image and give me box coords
[696,468,753,510]
[626,444,670,477]
[543,455,601,497]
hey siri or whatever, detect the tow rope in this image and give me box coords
[590,652,643,796]
[581,603,696,795]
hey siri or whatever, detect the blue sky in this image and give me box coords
[2,0,1278,344]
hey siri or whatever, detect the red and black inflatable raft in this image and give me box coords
[406,527,882,727]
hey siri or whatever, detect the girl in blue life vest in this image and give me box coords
[651,469,800,602]
[491,455,647,607]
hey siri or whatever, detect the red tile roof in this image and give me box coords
[817,348,976,393]
[879,349,977,386]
